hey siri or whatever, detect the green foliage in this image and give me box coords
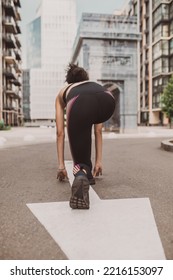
[0,119,11,130]
[0,119,5,130]
[161,75,173,127]
[3,125,11,131]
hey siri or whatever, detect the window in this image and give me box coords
[162,57,168,72]
[152,41,162,59]
[153,24,169,42]
[153,58,162,75]
[152,40,168,60]
[152,0,161,10]
[153,25,161,42]
[162,40,169,55]
[170,39,173,55]
[169,57,173,72]
[170,21,173,36]
[162,24,168,37]
[153,4,169,27]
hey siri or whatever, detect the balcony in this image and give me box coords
[4,66,17,80]
[14,63,22,74]
[3,105,16,111]
[13,76,22,87]
[15,49,21,61]
[5,83,22,100]
[6,83,17,98]
[16,89,22,99]
[6,83,17,92]
[16,24,21,34]
[152,102,160,109]
[3,16,17,33]
[15,9,21,21]
[15,35,21,49]
[3,33,16,48]
[14,0,21,8]
[15,35,21,48]
[3,49,16,64]
[3,0,16,18]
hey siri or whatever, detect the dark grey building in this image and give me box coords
[22,69,30,121]
[71,13,141,133]
[26,16,41,69]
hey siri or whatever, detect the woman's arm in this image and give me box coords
[93,123,103,177]
[55,92,68,180]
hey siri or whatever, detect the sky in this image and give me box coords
[20,0,128,66]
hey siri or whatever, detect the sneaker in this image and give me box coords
[78,163,96,185]
[70,174,90,209]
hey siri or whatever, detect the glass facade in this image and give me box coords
[22,70,30,121]
[26,17,41,69]
[26,0,76,121]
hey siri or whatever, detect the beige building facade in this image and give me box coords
[128,0,173,125]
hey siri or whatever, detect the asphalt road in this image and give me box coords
[0,137,173,260]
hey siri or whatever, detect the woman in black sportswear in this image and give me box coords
[55,64,115,209]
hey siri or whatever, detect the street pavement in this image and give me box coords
[0,126,173,259]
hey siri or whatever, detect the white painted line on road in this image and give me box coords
[0,137,7,147]
[27,161,165,260]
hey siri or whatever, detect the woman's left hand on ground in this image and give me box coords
[57,169,68,181]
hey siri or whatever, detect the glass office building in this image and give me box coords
[26,17,41,69]
[26,0,76,122]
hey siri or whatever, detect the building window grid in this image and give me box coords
[152,4,169,28]
[152,76,169,109]
[151,0,173,110]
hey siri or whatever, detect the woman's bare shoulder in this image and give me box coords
[55,84,72,107]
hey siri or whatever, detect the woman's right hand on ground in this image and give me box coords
[57,169,68,181]
[93,163,102,177]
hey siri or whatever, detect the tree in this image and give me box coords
[161,75,173,128]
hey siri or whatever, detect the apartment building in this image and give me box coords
[0,0,22,126]
[128,0,173,125]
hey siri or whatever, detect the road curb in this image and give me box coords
[161,139,173,152]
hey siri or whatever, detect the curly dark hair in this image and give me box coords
[65,63,89,84]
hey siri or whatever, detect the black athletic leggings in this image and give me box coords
[66,82,115,171]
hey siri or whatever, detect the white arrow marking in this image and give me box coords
[27,161,165,260]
